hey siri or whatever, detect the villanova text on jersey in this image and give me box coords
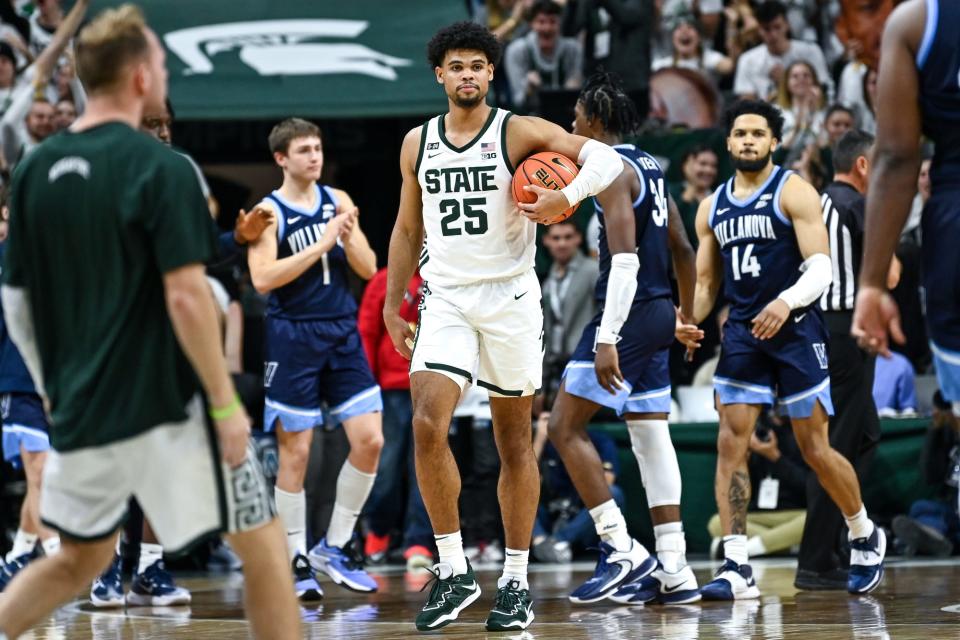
[709,166,805,322]
[264,184,357,320]
[593,144,672,303]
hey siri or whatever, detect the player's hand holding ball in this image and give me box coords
[512,151,579,225]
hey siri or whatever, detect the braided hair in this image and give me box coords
[577,72,640,137]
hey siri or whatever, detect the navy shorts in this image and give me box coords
[562,297,675,415]
[714,310,834,418]
[1,392,50,468]
[263,316,382,432]
[921,192,960,403]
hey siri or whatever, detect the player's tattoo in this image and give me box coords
[728,470,750,535]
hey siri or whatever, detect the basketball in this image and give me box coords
[511,151,579,225]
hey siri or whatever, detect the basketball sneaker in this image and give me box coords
[309,538,378,593]
[0,553,32,593]
[415,561,481,631]
[609,562,701,604]
[90,555,125,608]
[292,553,323,602]
[485,579,534,631]
[699,559,760,600]
[568,539,656,604]
[848,525,886,594]
[127,559,191,606]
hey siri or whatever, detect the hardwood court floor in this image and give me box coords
[17,557,960,639]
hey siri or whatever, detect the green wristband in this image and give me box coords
[209,394,241,421]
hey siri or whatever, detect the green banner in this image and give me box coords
[89,1,468,120]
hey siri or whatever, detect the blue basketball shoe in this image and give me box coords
[569,539,656,604]
[293,553,323,601]
[847,525,886,594]
[0,553,33,592]
[309,538,378,593]
[90,554,125,608]
[609,562,701,604]
[700,559,760,600]
[127,559,191,606]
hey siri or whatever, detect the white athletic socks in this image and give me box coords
[723,534,749,566]
[589,500,632,551]
[435,530,468,576]
[7,529,37,561]
[326,461,377,549]
[845,505,874,541]
[138,543,163,575]
[275,487,307,559]
[653,522,686,573]
[500,548,529,590]
[41,536,61,556]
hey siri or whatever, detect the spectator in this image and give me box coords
[733,0,832,102]
[51,95,73,130]
[708,415,809,558]
[775,60,826,156]
[26,0,63,58]
[564,0,654,117]
[654,0,723,58]
[532,414,623,562]
[816,103,855,177]
[541,220,599,407]
[651,14,733,87]
[669,144,719,247]
[722,0,761,63]
[504,0,582,114]
[891,392,959,557]
[873,351,918,417]
[357,268,434,571]
[838,64,877,135]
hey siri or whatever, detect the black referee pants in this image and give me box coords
[797,312,880,573]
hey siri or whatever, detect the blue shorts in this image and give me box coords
[1,392,50,468]
[562,297,675,415]
[263,316,382,433]
[922,192,960,403]
[714,310,834,419]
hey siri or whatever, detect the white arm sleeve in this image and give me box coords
[560,139,624,207]
[1,285,45,396]
[776,253,832,310]
[596,253,639,345]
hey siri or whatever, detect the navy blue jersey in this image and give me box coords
[593,144,672,304]
[0,243,36,394]
[709,166,805,322]
[917,0,960,187]
[263,184,357,321]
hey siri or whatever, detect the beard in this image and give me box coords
[731,150,771,173]
[452,85,485,108]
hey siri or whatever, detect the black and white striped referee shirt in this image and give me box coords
[819,181,865,312]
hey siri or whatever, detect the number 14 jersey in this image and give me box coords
[416,108,535,286]
[708,165,804,322]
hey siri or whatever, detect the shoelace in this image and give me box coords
[341,540,366,571]
[583,546,612,582]
[419,566,452,604]
[494,580,522,611]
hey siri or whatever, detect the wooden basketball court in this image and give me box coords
[24,558,960,638]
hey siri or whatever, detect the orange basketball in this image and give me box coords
[511,151,580,225]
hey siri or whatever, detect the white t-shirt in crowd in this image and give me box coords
[733,40,833,100]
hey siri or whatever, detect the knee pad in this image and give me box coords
[626,419,682,507]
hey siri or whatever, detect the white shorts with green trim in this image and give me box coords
[410,269,543,397]
[39,395,274,552]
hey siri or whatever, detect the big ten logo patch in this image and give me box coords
[264,361,279,387]
[813,343,828,369]
[535,168,558,189]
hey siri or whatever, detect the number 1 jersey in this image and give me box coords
[708,165,805,322]
[416,108,535,286]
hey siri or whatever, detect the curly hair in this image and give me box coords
[724,99,785,140]
[577,71,640,137]
[427,21,502,69]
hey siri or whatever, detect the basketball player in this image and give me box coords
[384,21,625,632]
[548,72,702,606]
[246,118,383,600]
[0,7,299,639]
[853,0,960,420]
[0,193,60,591]
[691,100,885,599]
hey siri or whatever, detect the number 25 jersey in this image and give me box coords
[416,108,535,287]
[708,166,804,322]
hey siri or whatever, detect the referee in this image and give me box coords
[795,129,900,589]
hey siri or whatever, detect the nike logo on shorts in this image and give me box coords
[794,313,807,323]
[514,292,528,300]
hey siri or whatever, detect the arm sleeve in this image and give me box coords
[560,139,624,207]
[777,253,832,310]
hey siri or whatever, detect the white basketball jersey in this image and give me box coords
[416,108,535,286]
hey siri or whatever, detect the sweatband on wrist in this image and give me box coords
[560,139,624,207]
[777,253,832,310]
[596,253,639,345]
[209,394,242,421]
